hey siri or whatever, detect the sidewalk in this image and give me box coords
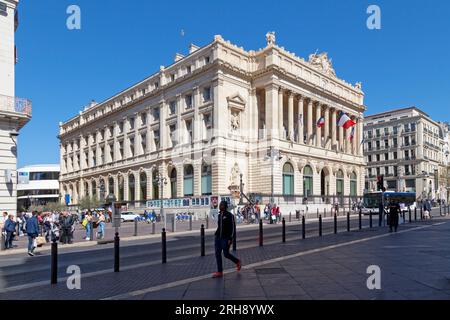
[1,217,448,300]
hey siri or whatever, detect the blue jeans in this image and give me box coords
[98,222,105,238]
[214,238,239,273]
[86,223,91,239]
[27,235,35,252]
[5,231,14,249]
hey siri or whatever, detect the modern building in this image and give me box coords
[58,33,366,214]
[0,0,32,215]
[364,107,446,201]
[17,164,60,210]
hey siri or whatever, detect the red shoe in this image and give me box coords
[212,272,223,278]
[236,260,242,272]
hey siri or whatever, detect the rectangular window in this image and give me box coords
[186,120,193,144]
[393,152,397,160]
[367,131,373,138]
[119,141,123,159]
[368,155,372,162]
[170,74,175,82]
[140,113,147,126]
[202,87,211,102]
[186,65,192,74]
[154,130,160,149]
[109,144,114,162]
[393,126,398,135]
[152,107,160,121]
[169,125,177,147]
[384,153,389,161]
[169,101,177,115]
[129,117,135,130]
[129,137,134,157]
[119,122,124,134]
[185,94,193,109]
[141,133,147,153]
[394,166,398,176]
[376,154,380,162]
[393,138,398,147]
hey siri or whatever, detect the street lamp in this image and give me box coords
[153,173,168,229]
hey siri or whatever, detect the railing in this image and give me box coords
[0,94,32,116]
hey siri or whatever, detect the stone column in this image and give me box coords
[288,92,294,141]
[345,121,351,154]
[278,88,284,139]
[307,98,313,145]
[324,106,330,149]
[339,118,344,152]
[297,95,304,144]
[265,84,280,139]
[316,102,322,147]
[331,108,337,150]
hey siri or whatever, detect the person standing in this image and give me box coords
[388,202,401,233]
[97,212,106,239]
[60,212,74,244]
[3,215,16,249]
[212,201,241,278]
[25,212,39,256]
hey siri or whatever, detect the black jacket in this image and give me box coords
[215,211,235,240]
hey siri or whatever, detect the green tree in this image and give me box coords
[78,196,101,211]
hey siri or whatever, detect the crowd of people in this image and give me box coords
[236,201,282,225]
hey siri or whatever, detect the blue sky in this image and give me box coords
[14,0,450,167]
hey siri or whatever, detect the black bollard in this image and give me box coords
[172,217,176,233]
[162,228,167,264]
[282,218,286,243]
[319,215,322,237]
[414,207,417,221]
[289,212,292,223]
[134,219,138,237]
[200,225,205,257]
[359,208,362,230]
[334,213,337,234]
[409,208,412,223]
[189,215,193,231]
[259,219,263,247]
[114,232,120,272]
[440,204,442,216]
[369,211,373,228]
[420,206,423,220]
[347,211,350,232]
[302,215,306,239]
[206,215,209,229]
[324,208,326,218]
[152,221,156,234]
[50,240,58,284]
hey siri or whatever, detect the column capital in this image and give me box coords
[287,91,295,98]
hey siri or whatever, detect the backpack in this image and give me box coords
[82,218,88,228]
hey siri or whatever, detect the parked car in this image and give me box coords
[120,211,141,222]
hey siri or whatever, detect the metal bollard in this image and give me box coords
[302,215,306,239]
[347,211,350,232]
[0,233,5,251]
[334,213,337,234]
[324,208,326,218]
[200,225,205,257]
[90,222,94,241]
[152,221,156,234]
[414,207,417,221]
[172,217,176,233]
[189,215,193,231]
[289,212,292,223]
[114,232,120,272]
[282,218,286,243]
[162,228,167,264]
[319,215,322,237]
[369,211,373,228]
[359,208,362,230]
[50,240,58,284]
[440,204,442,216]
[420,207,423,220]
[134,219,138,237]
[206,215,209,229]
[409,208,412,223]
[259,219,263,247]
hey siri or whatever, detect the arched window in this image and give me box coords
[108,177,114,196]
[303,165,313,197]
[140,172,147,201]
[118,175,124,201]
[170,168,177,198]
[184,165,194,196]
[152,171,159,199]
[336,170,344,197]
[201,164,212,195]
[128,174,135,202]
[350,172,357,197]
[84,182,89,197]
[282,163,294,196]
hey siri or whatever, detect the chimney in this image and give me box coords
[189,43,200,54]
[174,53,185,62]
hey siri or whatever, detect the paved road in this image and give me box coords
[0,208,446,300]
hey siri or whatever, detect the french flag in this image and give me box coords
[348,126,355,141]
[316,117,325,128]
[338,112,356,130]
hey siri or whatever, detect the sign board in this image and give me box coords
[18,171,29,184]
[64,194,71,205]
[112,203,122,228]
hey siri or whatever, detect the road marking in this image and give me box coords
[102,222,444,300]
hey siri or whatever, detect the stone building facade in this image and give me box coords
[59,33,366,212]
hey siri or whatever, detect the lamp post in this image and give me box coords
[154,172,168,229]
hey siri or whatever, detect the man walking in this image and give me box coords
[388,201,401,233]
[3,215,16,249]
[25,212,39,256]
[212,200,241,278]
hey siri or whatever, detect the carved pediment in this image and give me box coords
[308,52,337,78]
[227,93,247,111]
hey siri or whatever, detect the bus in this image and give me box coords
[361,191,416,215]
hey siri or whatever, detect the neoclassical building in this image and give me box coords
[59,33,366,212]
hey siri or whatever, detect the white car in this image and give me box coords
[120,211,140,222]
